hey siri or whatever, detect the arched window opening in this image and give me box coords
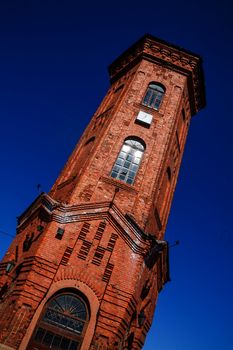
[142,83,165,110]
[29,292,89,350]
[110,137,145,185]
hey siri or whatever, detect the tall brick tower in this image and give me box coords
[0,34,205,350]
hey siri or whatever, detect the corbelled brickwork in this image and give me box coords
[0,34,205,350]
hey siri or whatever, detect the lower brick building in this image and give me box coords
[0,34,205,350]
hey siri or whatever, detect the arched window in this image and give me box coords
[142,83,165,110]
[110,137,145,185]
[29,292,89,350]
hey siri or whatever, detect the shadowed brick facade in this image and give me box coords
[0,34,205,350]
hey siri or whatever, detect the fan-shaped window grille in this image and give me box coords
[142,83,165,110]
[110,138,145,185]
[29,293,89,350]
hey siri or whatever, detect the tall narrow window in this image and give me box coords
[142,83,165,110]
[110,138,145,185]
[28,292,89,350]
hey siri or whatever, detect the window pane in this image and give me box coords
[116,158,123,166]
[133,158,140,165]
[134,150,142,158]
[74,321,84,334]
[149,84,164,92]
[34,327,45,343]
[126,178,134,184]
[113,165,120,172]
[52,335,62,347]
[42,331,54,346]
[149,93,156,107]
[70,340,80,350]
[124,161,131,168]
[129,171,135,177]
[119,152,126,159]
[122,145,130,152]
[111,171,117,178]
[131,164,138,172]
[60,337,70,350]
[126,154,133,161]
[121,168,128,175]
[61,315,68,327]
[143,90,150,104]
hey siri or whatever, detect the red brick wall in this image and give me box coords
[0,35,204,350]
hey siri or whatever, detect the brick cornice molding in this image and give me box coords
[108,34,206,116]
[16,193,153,254]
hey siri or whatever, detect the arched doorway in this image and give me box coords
[27,292,89,350]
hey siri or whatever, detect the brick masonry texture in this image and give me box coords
[0,34,205,350]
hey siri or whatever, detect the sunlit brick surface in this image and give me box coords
[0,34,205,350]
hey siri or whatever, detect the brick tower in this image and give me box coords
[0,34,205,350]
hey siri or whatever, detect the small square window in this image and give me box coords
[56,228,65,240]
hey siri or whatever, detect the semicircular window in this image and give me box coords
[29,293,89,350]
[110,138,145,185]
[43,294,87,333]
[142,83,165,110]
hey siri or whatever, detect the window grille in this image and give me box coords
[110,138,145,185]
[31,293,89,350]
[142,83,165,109]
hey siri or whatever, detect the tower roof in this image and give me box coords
[108,34,206,115]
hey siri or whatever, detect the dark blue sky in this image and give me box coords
[0,1,232,349]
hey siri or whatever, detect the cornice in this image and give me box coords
[11,194,170,289]
[108,34,206,116]
[16,193,158,255]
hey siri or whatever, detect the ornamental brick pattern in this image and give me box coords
[0,34,205,350]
